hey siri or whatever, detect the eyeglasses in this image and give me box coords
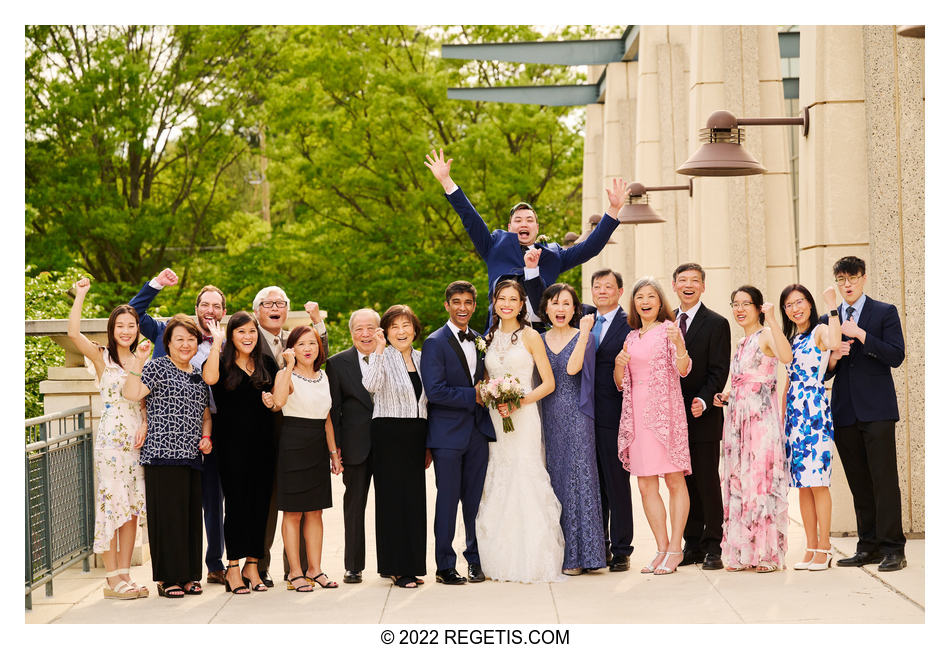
[834,274,864,286]
[784,298,807,311]
[730,301,754,309]
[259,300,288,309]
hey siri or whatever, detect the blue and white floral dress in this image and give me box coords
[784,329,835,487]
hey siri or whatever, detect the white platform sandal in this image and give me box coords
[119,570,149,597]
[103,569,138,599]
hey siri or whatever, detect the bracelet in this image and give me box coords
[202,435,211,439]
[128,369,142,377]
[329,450,339,455]
[676,351,689,360]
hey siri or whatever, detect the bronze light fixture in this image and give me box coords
[677,108,810,177]
[589,213,603,226]
[897,25,924,38]
[563,232,579,247]
[617,180,694,224]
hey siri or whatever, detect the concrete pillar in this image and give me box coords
[798,25,924,536]
[581,101,605,305]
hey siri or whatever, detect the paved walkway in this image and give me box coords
[26,472,924,625]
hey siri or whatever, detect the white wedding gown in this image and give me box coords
[475,331,566,583]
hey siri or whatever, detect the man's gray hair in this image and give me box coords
[253,286,290,311]
[348,308,381,331]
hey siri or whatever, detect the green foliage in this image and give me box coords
[24,266,104,418]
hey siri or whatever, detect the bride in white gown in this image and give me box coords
[475,280,566,583]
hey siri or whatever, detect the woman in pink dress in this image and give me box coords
[713,285,792,572]
[614,277,691,576]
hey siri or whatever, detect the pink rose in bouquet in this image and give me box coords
[477,373,525,432]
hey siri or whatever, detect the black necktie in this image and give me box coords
[458,329,476,343]
[846,305,855,321]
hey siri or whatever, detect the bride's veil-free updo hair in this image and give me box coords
[485,279,529,346]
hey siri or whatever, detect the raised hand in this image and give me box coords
[373,327,387,353]
[424,148,453,183]
[261,391,275,409]
[524,248,541,269]
[762,302,776,321]
[155,268,178,287]
[281,348,296,370]
[74,277,91,297]
[666,324,685,351]
[605,177,629,212]
[822,285,837,309]
[207,319,226,346]
[578,314,595,335]
[134,339,152,362]
[304,301,323,324]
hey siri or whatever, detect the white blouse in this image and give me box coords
[283,371,332,419]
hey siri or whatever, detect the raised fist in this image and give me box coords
[304,301,323,324]
[281,348,296,369]
[155,268,178,287]
[822,285,837,308]
[74,277,91,297]
[578,314,595,335]
[524,248,541,269]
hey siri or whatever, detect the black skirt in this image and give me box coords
[277,416,332,512]
[371,417,427,577]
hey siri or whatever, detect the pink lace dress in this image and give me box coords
[618,322,692,477]
[720,330,789,569]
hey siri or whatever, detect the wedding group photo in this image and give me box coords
[24,22,926,629]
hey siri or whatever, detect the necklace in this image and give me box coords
[293,370,323,383]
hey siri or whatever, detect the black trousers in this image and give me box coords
[835,420,906,554]
[144,465,203,585]
[683,440,724,556]
[342,455,373,573]
[200,448,226,573]
[594,424,633,558]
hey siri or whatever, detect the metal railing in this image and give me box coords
[25,405,95,610]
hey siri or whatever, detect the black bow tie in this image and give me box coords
[457,329,477,343]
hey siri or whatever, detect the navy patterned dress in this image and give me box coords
[540,331,606,571]
[784,329,835,487]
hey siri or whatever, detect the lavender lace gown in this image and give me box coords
[540,332,606,571]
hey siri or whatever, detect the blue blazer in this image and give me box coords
[821,296,905,426]
[129,282,170,359]
[447,187,620,330]
[581,305,631,431]
[420,324,495,450]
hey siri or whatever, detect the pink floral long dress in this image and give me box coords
[720,329,789,569]
[93,348,147,552]
[618,322,692,477]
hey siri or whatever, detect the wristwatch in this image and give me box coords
[829,308,839,317]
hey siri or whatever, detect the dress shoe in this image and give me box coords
[435,568,467,585]
[467,564,486,583]
[702,554,724,570]
[343,570,362,584]
[259,572,275,589]
[877,553,907,572]
[206,569,227,585]
[680,550,705,567]
[836,551,882,567]
[608,555,630,572]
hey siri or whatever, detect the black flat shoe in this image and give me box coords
[343,570,362,584]
[608,555,630,572]
[836,551,882,567]
[467,564,486,583]
[679,551,705,567]
[702,554,724,570]
[435,568,467,585]
[877,553,907,572]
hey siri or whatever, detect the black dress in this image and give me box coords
[209,355,278,560]
[371,370,427,577]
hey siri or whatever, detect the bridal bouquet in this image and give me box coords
[478,374,525,433]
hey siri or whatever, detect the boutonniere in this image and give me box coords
[533,234,550,247]
[475,337,487,354]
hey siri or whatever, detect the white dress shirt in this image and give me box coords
[675,301,705,412]
[596,305,622,346]
[446,320,477,382]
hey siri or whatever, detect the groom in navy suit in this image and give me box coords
[425,148,626,332]
[420,281,496,585]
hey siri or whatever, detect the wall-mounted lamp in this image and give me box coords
[677,108,810,177]
[616,180,694,224]
[897,25,924,38]
[563,232,579,247]
[589,213,603,226]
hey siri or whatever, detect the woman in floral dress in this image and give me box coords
[714,285,792,572]
[68,278,148,599]
[780,284,841,571]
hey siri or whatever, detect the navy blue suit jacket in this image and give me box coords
[129,282,171,358]
[821,296,905,426]
[582,305,631,431]
[420,325,495,450]
[447,187,620,330]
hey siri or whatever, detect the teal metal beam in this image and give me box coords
[447,84,601,106]
[442,39,625,65]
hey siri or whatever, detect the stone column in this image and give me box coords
[581,100,605,305]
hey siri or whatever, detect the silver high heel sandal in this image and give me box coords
[808,548,833,571]
[794,548,819,570]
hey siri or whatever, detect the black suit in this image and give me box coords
[582,304,634,558]
[326,347,375,573]
[675,304,731,557]
[822,296,906,554]
[258,325,329,579]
